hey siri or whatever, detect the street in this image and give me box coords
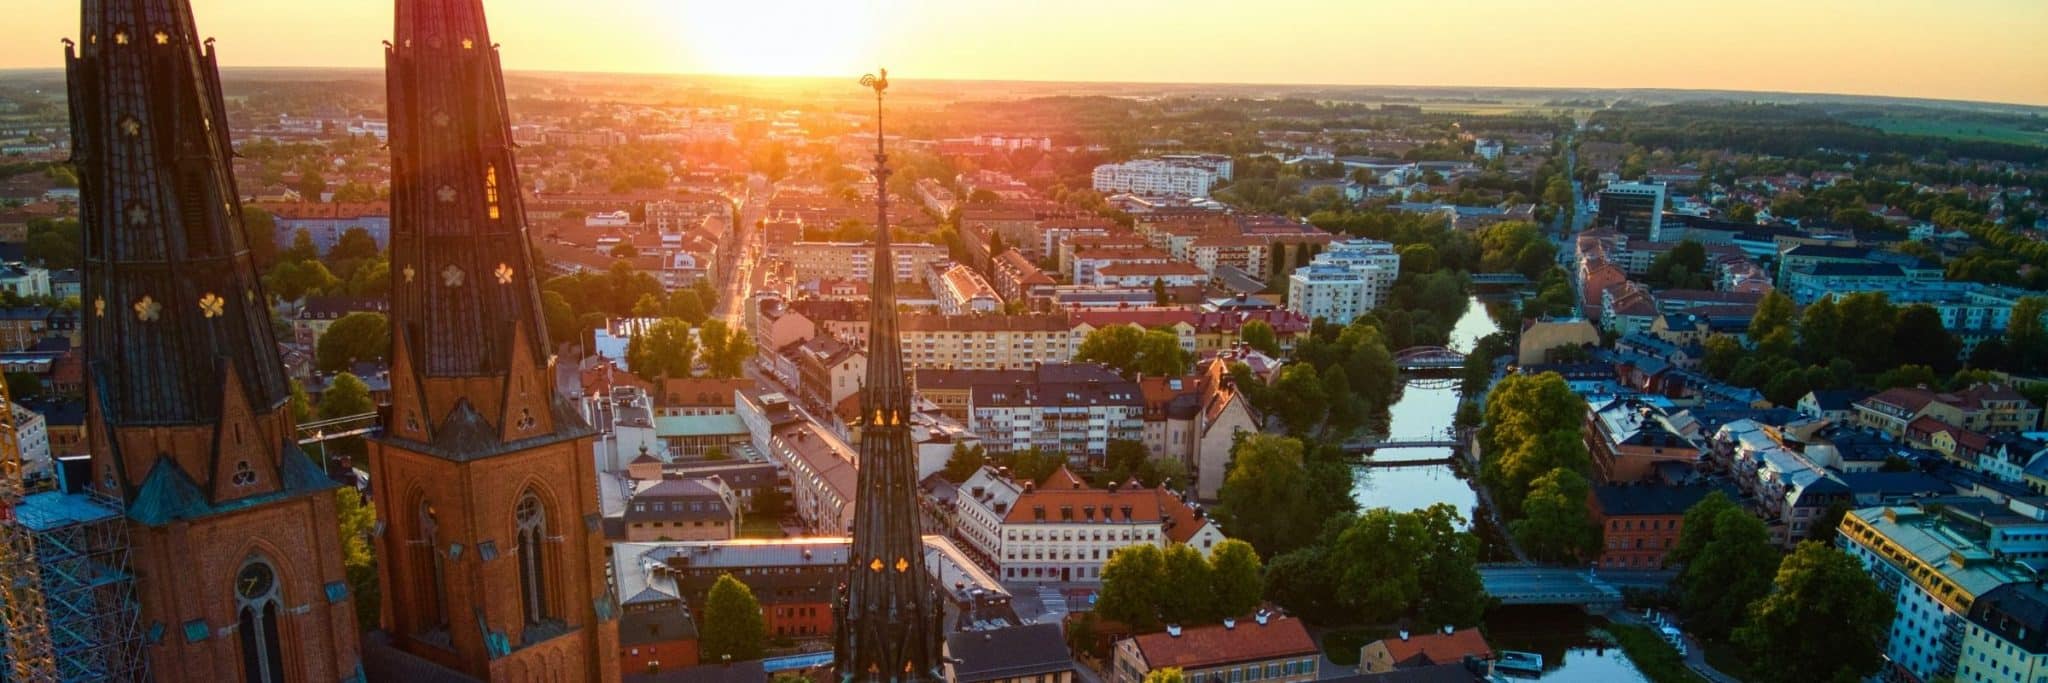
[714,175,774,330]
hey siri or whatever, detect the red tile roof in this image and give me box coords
[1374,629,1493,668]
[1130,617,1317,670]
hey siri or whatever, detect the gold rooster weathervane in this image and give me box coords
[860,68,889,96]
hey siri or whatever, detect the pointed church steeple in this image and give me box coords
[384,0,580,454]
[72,0,302,501]
[835,69,944,683]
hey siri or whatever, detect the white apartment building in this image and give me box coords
[899,313,1074,371]
[1286,238,1400,325]
[1092,160,1219,198]
[967,364,1144,459]
[951,466,1225,584]
[10,402,49,481]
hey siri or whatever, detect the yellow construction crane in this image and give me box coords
[0,377,57,681]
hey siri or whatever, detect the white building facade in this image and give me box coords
[1286,238,1400,325]
[1092,160,1219,198]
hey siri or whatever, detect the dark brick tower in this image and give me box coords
[69,0,362,680]
[368,0,619,680]
[834,70,945,683]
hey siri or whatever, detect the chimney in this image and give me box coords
[1255,609,1270,625]
[1442,625,1454,635]
[1166,624,1183,637]
[1223,617,1236,630]
[1398,630,1409,642]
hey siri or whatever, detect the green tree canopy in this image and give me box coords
[1157,545,1214,625]
[1677,507,1779,640]
[1240,320,1280,356]
[1075,326,1191,379]
[336,487,380,632]
[1510,468,1599,562]
[701,574,767,661]
[1097,544,1167,630]
[315,312,390,373]
[1217,435,1344,557]
[941,443,987,483]
[1734,542,1894,683]
[1331,505,1486,627]
[1207,540,1263,620]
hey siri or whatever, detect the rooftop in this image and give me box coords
[1129,616,1317,670]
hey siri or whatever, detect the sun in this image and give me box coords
[669,0,877,77]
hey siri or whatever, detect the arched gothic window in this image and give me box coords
[485,165,501,220]
[515,491,550,623]
[418,500,449,629]
[235,556,287,683]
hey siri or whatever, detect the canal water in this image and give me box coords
[1347,296,1500,519]
[1345,298,1654,683]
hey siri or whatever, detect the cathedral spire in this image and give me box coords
[72,0,298,498]
[835,68,943,683]
[384,0,577,454]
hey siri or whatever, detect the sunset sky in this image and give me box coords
[6,0,2046,106]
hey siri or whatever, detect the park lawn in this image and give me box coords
[1856,117,2048,147]
[1606,624,1708,683]
[738,517,788,539]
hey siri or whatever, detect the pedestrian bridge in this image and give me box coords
[1480,565,1624,608]
[1395,346,1467,372]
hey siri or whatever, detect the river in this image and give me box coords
[1350,299,1653,682]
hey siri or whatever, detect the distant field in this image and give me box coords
[1856,117,2048,147]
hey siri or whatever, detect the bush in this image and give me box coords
[1607,624,1706,683]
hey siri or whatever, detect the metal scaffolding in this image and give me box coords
[1,489,145,683]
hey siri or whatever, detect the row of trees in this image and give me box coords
[1478,372,1601,562]
[1245,319,1400,437]
[1073,326,1192,379]
[1701,289,2026,406]
[624,317,755,381]
[1671,493,1893,683]
[1095,541,1263,630]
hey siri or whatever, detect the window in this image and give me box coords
[516,491,551,623]
[418,501,449,629]
[485,165,502,220]
[235,556,287,683]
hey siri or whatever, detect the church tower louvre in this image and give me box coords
[367,0,619,680]
[834,70,945,683]
[68,0,362,681]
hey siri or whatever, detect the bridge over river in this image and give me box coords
[1479,565,1655,609]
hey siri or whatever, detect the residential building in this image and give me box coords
[990,250,1057,311]
[899,313,1074,371]
[1091,261,1209,289]
[776,240,949,284]
[1960,583,2048,683]
[653,377,749,417]
[1712,419,1852,547]
[1191,358,1261,501]
[1287,238,1400,325]
[793,336,867,411]
[769,421,858,534]
[968,364,1144,460]
[0,307,52,351]
[1112,614,1320,683]
[1358,629,1493,674]
[609,536,1011,644]
[1596,182,1667,241]
[8,401,50,483]
[1584,395,1701,484]
[935,263,1004,315]
[943,623,1078,683]
[1589,484,1723,569]
[969,465,1225,583]
[291,295,390,347]
[1856,387,1941,437]
[0,262,52,298]
[1798,389,1870,424]
[1842,505,2040,683]
[1092,160,1220,198]
[261,200,391,254]
[623,478,740,542]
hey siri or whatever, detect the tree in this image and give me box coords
[315,312,390,373]
[1152,278,1170,305]
[1268,364,1328,435]
[297,169,327,200]
[1893,304,1961,374]
[288,379,312,423]
[1240,320,1280,356]
[1157,545,1213,624]
[1511,469,1598,562]
[1097,545,1167,630]
[2010,296,2048,372]
[1677,508,1778,640]
[1207,540,1263,620]
[242,205,279,268]
[1331,505,1486,627]
[1749,290,1796,345]
[328,227,381,266]
[1874,364,1938,390]
[1702,334,1745,379]
[336,487,380,632]
[1263,545,1344,624]
[1797,295,1842,364]
[4,372,42,399]
[1478,372,1590,517]
[630,319,699,380]
[317,373,375,459]
[701,574,767,661]
[263,259,339,303]
[1645,240,1709,289]
[542,290,580,346]
[1216,435,1333,557]
[1104,439,1150,483]
[1142,668,1187,683]
[282,230,320,263]
[1734,542,1894,683]
[1140,456,1189,489]
[697,319,753,379]
[1075,326,1189,379]
[611,242,640,258]
[941,443,986,483]
[1670,491,1739,565]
